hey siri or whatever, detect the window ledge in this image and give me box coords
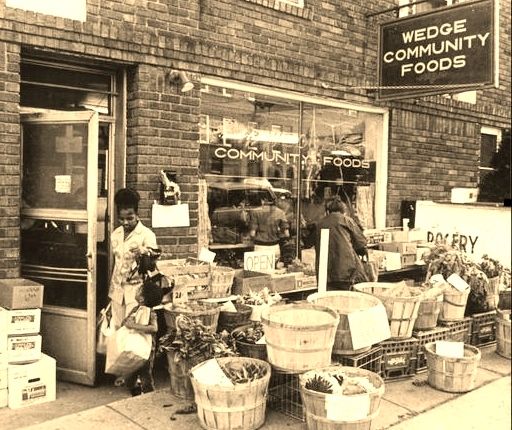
[243,0,313,20]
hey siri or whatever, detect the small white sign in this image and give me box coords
[152,203,190,228]
[447,273,470,292]
[172,284,188,304]
[347,304,391,350]
[191,359,234,387]
[436,341,464,359]
[325,393,370,421]
[429,274,446,285]
[54,175,72,194]
[256,335,266,345]
[198,247,216,264]
[244,251,275,273]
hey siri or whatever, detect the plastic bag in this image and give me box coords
[105,326,152,377]
[97,302,115,355]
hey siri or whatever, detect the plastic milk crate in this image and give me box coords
[332,346,383,376]
[471,311,497,347]
[380,338,418,381]
[412,326,450,373]
[267,369,304,421]
[439,317,473,344]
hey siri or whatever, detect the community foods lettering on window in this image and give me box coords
[378,0,496,100]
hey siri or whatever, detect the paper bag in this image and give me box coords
[96,303,115,355]
[105,326,152,377]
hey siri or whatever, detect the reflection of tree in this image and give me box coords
[479,129,511,203]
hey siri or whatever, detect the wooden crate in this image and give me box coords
[232,270,272,295]
[159,259,211,299]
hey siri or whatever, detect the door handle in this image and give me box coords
[86,252,94,273]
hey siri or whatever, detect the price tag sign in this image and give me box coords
[172,284,188,304]
[447,273,470,292]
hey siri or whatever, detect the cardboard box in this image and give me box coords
[368,249,401,271]
[0,278,44,310]
[0,388,7,408]
[401,254,417,267]
[0,367,7,389]
[7,335,42,364]
[295,275,317,291]
[271,273,296,293]
[232,270,272,295]
[0,308,41,335]
[8,353,56,409]
[451,187,478,203]
[379,241,417,256]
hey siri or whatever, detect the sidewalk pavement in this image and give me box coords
[12,346,512,430]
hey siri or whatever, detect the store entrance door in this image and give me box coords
[20,110,99,386]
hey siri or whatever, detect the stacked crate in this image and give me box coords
[470,310,497,347]
[413,327,450,373]
[380,338,419,380]
[0,278,56,409]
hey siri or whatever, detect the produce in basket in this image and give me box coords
[159,315,236,364]
[479,255,504,279]
[232,322,265,344]
[287,258,315,276]
[238,288,282,306]
[219,360,268,384]
[464,265,492,315]
[378,282,420,298]
[304,369,377,396]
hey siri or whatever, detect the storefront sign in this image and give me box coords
[378,0,496,100]
[244,251,275,273]
[6,0,87,22]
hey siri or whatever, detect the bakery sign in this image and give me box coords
[378,0,497,100]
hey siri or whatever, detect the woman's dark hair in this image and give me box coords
[141,280,163,308]
[114,188,140,212]
[325,196,346,214]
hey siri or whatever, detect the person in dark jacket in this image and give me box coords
[314,196,368,291]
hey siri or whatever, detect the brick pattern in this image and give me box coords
[0,42,20,279]
[0,0,509,268]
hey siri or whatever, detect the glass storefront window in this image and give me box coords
[200,83,384,271]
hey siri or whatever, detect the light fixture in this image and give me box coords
[168,70,195,93]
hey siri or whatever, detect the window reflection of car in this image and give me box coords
[208,182,277,244]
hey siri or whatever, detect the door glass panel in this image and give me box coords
[22,123,88,210]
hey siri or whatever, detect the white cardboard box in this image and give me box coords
[7,335,42,364]
[8,353,56,409]
[0,388,7,408]
[0,367,7,389]
[451,187,478,203]
[368,249,402,271]
[0,308,41,335]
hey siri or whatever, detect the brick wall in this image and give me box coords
[0,41,20,278]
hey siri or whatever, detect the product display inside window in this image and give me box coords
[199,84,382,271]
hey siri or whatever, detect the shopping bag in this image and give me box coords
[105,326,152,377]
[96,303,115,355]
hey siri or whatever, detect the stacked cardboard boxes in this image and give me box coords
[0,278,56,409]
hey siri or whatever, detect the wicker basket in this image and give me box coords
[414,299,442,331]
[439,288,469,321]
[190,357,271,430]
[496,310,511,359]
[261,303,339,373]
[498,290,511,310]
[353,282,422,339]
[424,342,481,393]
[232,324,267,361]
[307,291,385,355]
[210,266,235,298]
[299,366,385,430]
[163,302,221,332]
[485,276,500,310]
[217,303,253,333]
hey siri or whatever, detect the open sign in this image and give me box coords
[244,251,275,273]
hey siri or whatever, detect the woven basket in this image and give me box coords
[299,366,385,430]
[261,303,339,373]
[210,266,235,298]
[485,277,500,310]
[353,282,422,339]
[191,357,271,430]
[414,299,442,331]
[232,324,267,361]
[163,302,221,332]
[425,342,481,393]
[440,289,469,321]
[496,310,511,359]
[499,290,512,310]
[217,303,253,333]
[307,291,384,355]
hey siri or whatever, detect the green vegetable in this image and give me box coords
[305,375,333,394]
[220,361,267,384]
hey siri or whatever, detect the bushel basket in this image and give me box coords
[217,303,253,333]
[210,266,235,298]
[163,302,221,333]
[232,324,267,361]
[496,310,511,359]
[439,288,469,321]
[414,299,442,331]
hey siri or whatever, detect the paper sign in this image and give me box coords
[256,335,266,345]
[220,301,237,313]
[429,274,446,285]
[192,359,234,387]
[152,203,190,228]
[447,273,470,292]
[436,341,464,358]
[244,251,275,273]
[347,303,391,350]
[55,175,71,193]
[198,247,216,263]
[172,284,188,304]
[325,393,370,421]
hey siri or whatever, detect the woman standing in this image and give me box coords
[315,196,367,291]
[109,188,158,328]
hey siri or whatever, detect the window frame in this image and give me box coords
[479,126,502,175]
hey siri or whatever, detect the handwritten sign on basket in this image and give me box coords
[347,304,391,350]
[326,393,370,421]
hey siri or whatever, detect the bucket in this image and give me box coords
[496,310,511,359]
[424,342,481,393]
[485,276,500,310]
[307,291,384,355]
[190,357,271,430]
[353,282,422,339]
[166,349,204,400]
[261,303,339,373]
[414,299,442,331]
[210,266,235,298]
[232,324,267,361]
[499,290,511,310]
[217,303,253,333]
[299,366,385,430]
[163,302,221,332]
[439,289,469,321]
